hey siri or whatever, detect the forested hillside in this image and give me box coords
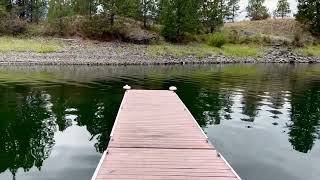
[0,0,319,45]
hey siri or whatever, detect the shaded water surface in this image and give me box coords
[0,64,319,180]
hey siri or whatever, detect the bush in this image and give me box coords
[0,6,7,34]
[80,15,119,40]
[6,18,27,35]
[0,8,26,36]
[208,32,227,48]
[293,32,304,47]
[45,17,76,36]
[228,30,240,44]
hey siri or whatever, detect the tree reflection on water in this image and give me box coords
[0,64,320,179]
[288,82,320,153]
[0,90,56,179]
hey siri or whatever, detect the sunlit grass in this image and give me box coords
[147,43,216,58]
[0,37,62,53]
[222,44,261,57]
[147,43,261,58]
[296,45,320,57]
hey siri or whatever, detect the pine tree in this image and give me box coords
[101,0,116,25]
[139,0,158,28]
[48,0,73,35]
[246,0,269,20]
[200,0,227,33]
[72,0,97,17]
[275,0,291,18]
[161,0,199,41]
[227,0,240,22]
[0,0,12,10]
[26,0,47,22]
[296,0,320,36]
[102,0,140,25]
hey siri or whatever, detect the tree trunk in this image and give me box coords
[59,0,63,36]
[144,16,147,29]
[232,6,235,22]
[210,26,213,33]
[17,0,26,19]
[35,0,39,23]
[110,13,115,26]
[30,0,33,22]
[89,0,92,18]
[143,0,147,28]
[316,2,320,33]
[220,0,223,20]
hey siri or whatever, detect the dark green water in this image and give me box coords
[0,64,319,180]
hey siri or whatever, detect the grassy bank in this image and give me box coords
[0,35,319,60]
[0,37,62,53]
[0,36,262,58]
[296,45,320,56]
[223,19,315,43]
[148,43,262,58]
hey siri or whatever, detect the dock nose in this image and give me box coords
[169,86,177,91]
[123,85,131,90]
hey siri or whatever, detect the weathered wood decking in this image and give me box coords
[92,90,241,180]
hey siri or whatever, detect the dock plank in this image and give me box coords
[92,90,241,180]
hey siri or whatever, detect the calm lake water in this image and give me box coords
[0,64,319,180]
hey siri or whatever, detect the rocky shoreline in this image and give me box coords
[0,41,319,65]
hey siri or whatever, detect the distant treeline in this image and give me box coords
[0,0,319,41]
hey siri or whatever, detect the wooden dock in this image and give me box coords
[91,89,241,180]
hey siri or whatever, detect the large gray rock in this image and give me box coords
[120,27,160,44]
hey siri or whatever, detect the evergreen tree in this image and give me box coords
[275,0,291,18]
[296,0,320,36]
[227,0,240,22]
[101,0,116,25]
[246,0,269,20]
[48,0,73,35]
[139,0,158,28]
[0,0,12,10]
[26,0,47,22]
[72,0,97,16]
[102,0,140,25]
[200,0,227,33]
[0,0,46,22]
[161,0,199,41]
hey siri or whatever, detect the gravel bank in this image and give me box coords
[0,40,319,65]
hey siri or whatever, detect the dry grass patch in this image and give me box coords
[147,43,261,58]
[0,37,62,53]
[223,19,315,44]
[296,45,320,57]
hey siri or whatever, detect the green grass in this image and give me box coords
[208,32,227,48]
[147,43,261,58]
[0,37,62,53]
[222,44,261,57]
[147,43,218,58]
[296,45,320,57]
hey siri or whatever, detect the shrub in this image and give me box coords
[45,17,75,36]
[6,18,27,36]
[0,6,7,34]
[79,15,120,40]
[228,30,240,44]
[0,8,26,36]
[293,32,304,47]
[208,32,227,48]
